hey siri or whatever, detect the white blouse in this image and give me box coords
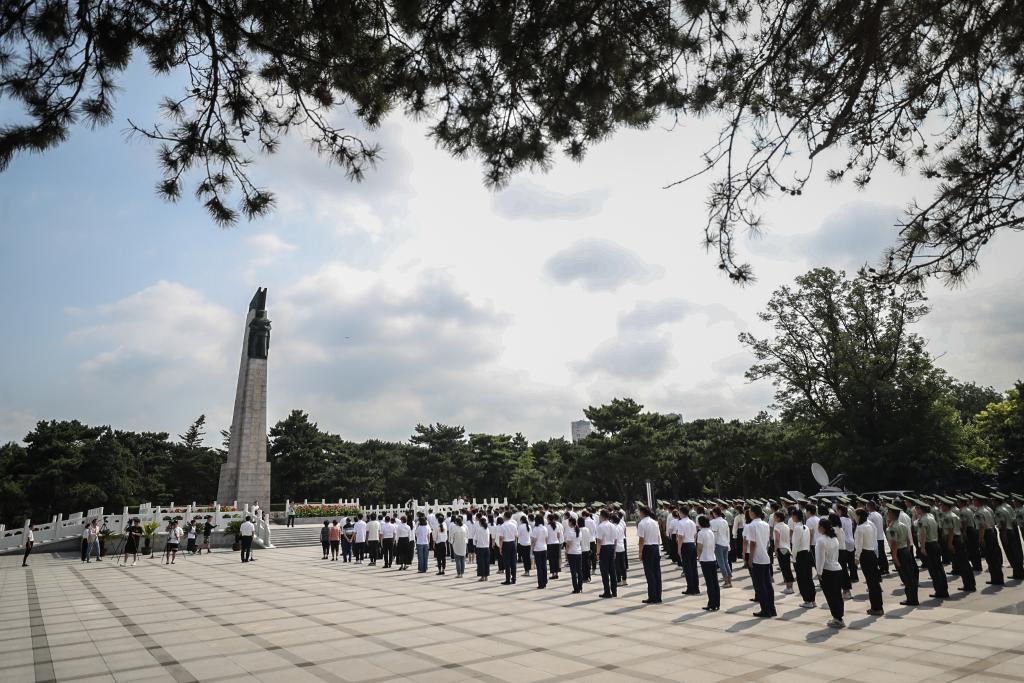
[518,522,531,545]
[450,525,468,555]
[531,525,549,552]
[474,525,491,547]
[414,524,430,545]
[854,522,876,556]
[791,524,810,554]
[774,522,791,552]
[565,527,582,555]
[815,535,842,575]
[697,528,716,562]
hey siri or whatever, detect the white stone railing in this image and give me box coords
[0,501,274,552]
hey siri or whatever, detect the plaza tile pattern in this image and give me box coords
[3,530,1024,683]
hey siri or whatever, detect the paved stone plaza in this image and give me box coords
[3,531,1024,683]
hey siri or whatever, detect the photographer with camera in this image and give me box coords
[121,518,143,567]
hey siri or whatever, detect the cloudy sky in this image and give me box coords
[2,60,1021,446]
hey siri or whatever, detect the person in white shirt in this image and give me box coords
[865,500,889,575]
[22,527,35,567]
[530,513,550,589]
[579,520,593,583]
[238,517,255,563]
[595,509,618,598]
[747,506,776,618]
[380,516,396,568]
[395,515,412,571]
[353,514,368,563]
[815,518,845,628]
[366,513,381,566]
[432,513,448,575]
[499,512,519,584]
[474,514,491,581]
[414,516,432,573]
[731,505,745,565]
[564,517,585,593]
[790,509,816,608]
[710,508,733,588]
[806,505,821,563]
[545,514,563,581]
[697,516,719,611]
[517,515,533,576]
[583,511,598,574]
[677,509,699,595]
[837,504,858,594]
[773,511,794,594]
[450,516,468,577]
[165,521,183,565]
[854,508,884,615]
[667,509,682,565]
[637,505,663,604]
[465,515,477,565]
[613,512,627,586]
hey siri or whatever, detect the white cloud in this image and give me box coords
[491,179,608,220]
[544,238,664,291]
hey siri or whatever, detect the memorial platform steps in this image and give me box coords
[268,525,322,548]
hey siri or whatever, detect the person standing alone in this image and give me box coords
[239,516,255,563]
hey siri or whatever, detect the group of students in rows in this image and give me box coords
[660,491,1024,628]
[312,491,1023,631]
[318,506,633,595]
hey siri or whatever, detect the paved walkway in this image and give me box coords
[3,535,1024,683]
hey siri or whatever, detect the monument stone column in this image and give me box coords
[217,288,272,507]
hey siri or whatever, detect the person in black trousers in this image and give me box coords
[816,518,845,628]
[531,513,548,588]
[749,506,776,618]
[22,528,34,567]
[915,502,949,599]
[636,505,662,604]
[940,499,976,592]
[886,507,919,606]
[320,521,330,560]
[697,516,719,611]
[596,509,618,598]
[517,516,532,576]
[500,512,517,585]
[854,508,884,615]
[791,509,816,607]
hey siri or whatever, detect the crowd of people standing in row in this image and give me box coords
[312,491,1024,630]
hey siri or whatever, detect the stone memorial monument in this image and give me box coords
[217,287,272,507]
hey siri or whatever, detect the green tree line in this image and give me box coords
[2,269,1022,526]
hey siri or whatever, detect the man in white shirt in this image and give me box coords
[366,513,381,566]
[866,500,889,575]
[584,512,598,573]
[746,506,776,618]
[500,512,519,584]
[677,509,699,595]
[380,516,396,568]
[595,509,618,598]
[22,527,35,567]
[353,514,368,563]
[239,516,256,563]
[710,508,733,588]
[637,506,662,604]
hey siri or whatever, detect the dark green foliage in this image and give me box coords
[5,1,1016,284]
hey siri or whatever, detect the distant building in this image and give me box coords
[571,420,594,443]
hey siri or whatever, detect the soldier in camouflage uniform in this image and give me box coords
[939,497,975,592]
[975,494,1004,586]
[995,493,1023,580]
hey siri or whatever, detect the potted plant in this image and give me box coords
[226,520,242,551]
[141,521,160,556]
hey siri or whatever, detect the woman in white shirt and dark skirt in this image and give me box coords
[432,514,448,575]
[395,515,412,571]
[517,516,533,576]
[696,516,719,611]
[531,514,549,589]
[854,508,884,615]
[564,517,584,593]
[475,514,491,581]
[815,518,845,629]
[546,513,562,580]
[790,509,816,608]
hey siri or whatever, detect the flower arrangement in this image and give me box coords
[292,504,362,518]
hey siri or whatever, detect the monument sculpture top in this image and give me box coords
[217,287,272,507]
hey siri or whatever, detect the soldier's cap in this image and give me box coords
[992,492,1008,501]
[836,496,850,504]
[879,495,893,503]
[969,492,987,500]
[935,495,954,506]
[1011,493,1024,502]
